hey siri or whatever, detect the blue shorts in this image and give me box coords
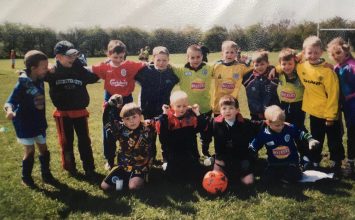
[103,166,146,187]
[17,135,46,145]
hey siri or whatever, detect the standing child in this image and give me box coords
[101,95,155,191]
[156,91,207,183]
[327,37,355,176]
[45,40,99,177]
[135,46,179,162]
[10,49,16,69]
[213,95,263,186]
[4,50,54,187]
[297,36,345,174]
[91,40,145,170]
[173,44,213,157]
[243,50,279,120]
[249,105,319,185]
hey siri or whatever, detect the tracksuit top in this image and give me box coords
[211,60,252,114]
[297,60,340,121]
[135,64,179,119]
[5,71,47,138]
[334,58,355,126]
[45,60,99,111]
[174,63,212,113]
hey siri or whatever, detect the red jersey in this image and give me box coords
[92,60,145,96]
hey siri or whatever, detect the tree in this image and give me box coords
[203,26,228,52]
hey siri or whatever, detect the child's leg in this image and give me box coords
[73,116,95,174]
[309,115,326,164]
[128,176,145,190]
[54,115,76,172]
[201,111,213,157]
[261,166,282,185]
[102,105,119,168]
[283,164,302,183]
[22,144,35,186]
[101,166,125,191]
[325,120,345,170]
[37,141,55,182]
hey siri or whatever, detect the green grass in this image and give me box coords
[0,53,354,219]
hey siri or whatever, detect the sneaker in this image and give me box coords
[67,168,78,176]
[42,172,56,184]
[343,159,355,177]
[22,176,35,188]
[330,161,342,178]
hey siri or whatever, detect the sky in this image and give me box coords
[0,0,354,31]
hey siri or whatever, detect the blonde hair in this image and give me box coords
[327,37,353,59]
[107,40,126,55]
[170,91,188,105]
[264,105,285,122]
[119,102,142,118]
[221,40,239,51]
[153,46,169,57]
[278,48,297,62]
[252,50,269,63]
[303,35,322,49]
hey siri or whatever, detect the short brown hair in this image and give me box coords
[186,44,202,56]
[219,95,239,109]
[303,35,322,49]
[252,50,269,63]
[278,48,297,62]
[24,50,48,71]
[107,40,126,55]
[119,102,142,118]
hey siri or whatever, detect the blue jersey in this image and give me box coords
[249,124,311,166]
[5,71,47,138]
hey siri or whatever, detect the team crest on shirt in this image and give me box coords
[184,71,192,76]
[202,69,208,75]
[111,175,119,184]
[284,134,290,142]
[121,69,127,76]
[272,146,291,159]
[233,73,239,79]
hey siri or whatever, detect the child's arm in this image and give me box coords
[4,79,24,120]
[103,94,124,138]
[290,124,320,150]
[248,132,265,159]
[4,103,15,120]
[323,69,340,124]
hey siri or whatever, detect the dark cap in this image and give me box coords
[54,40,79,55]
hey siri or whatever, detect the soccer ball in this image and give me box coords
[202,170,228,194]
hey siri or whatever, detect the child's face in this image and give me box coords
[109,52,125,67]
[304,46,322,64]
[222,47,237,63]
[187,50,203,69]
[154,53,169,71]
[171,98,188,117]
[32,60,48,79]
[220,105,239,121]
[56,54,78,68]
[280,59,296,75]
[268,120,285,133]
[328,46,348,65]
[122,113,141,130]
[253,60,269,74]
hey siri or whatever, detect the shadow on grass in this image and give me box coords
[38,179,132,218]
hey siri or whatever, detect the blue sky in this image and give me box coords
[0,0,354,31]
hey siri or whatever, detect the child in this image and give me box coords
[297,36,345,174]
[4,50,54,187]
[327,37,355,176]
[101,95,155,191]
[173,44,213,157]
[243,50,279,120]
[91,40,145,170]
[10,49,16,69]
[249,105,319,185]
[156,91,207,183]
[210,40,252,116]
[213,95,263,185]
[135,46,179,162]
[45,40,99,177]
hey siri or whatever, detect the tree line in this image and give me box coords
[0,16,354,58]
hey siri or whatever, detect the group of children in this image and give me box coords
[4,35,355,192]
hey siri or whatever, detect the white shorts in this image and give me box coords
[17,135,46,145]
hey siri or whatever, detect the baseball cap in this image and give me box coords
[54,40,79,56]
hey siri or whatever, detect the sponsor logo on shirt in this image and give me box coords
[56,79,83,86]
[272,146,291,159]
[191,82,205,90]
[110,79,128,87]
[280,91,296,99]
[303,78,321,85]
[221,83,235,89]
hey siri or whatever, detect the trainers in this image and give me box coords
[343,159,355,177]
[330,161,342,178]
[22,176,35,188]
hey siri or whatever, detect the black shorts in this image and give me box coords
[103,166,147,187]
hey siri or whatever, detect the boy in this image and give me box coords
[101,95,155,191]
[213,95,263,185]
[297,36,345,174]
[249,105,319,184]
[135,46,179,162]
[4,50,54,187]
[45,40,99,177]
[210,40,252,115]
[156,91,207,183]
[91,40,145,170]
[173,44,213,157]
[243,50,279,120]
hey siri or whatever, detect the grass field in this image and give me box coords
[0,52,354,219]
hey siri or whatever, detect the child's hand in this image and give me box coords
[108,94,123,107]
[323,62,334,70]
[48,63,55,74]
[162,104,170,114]
[268,68,276,80]
[191,104,200,116]
[6,111,16,120]
[308,139,320,150]
[325,120,334,126]
[241,173,254,185]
